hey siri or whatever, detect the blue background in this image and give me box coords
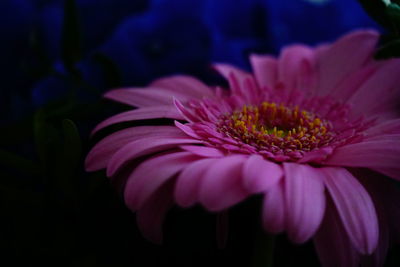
[1,0,377,123]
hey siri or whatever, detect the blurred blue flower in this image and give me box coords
[100,6,211,86]
[32,2,211,106]
[27,0,379,109]
[204,0,266,39]
[202,0,271,68]
[263,0,378,52]
[31,59,108,106]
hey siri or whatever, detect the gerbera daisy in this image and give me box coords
[85,30,400,266]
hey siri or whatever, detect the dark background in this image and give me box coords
[1,0,399,266]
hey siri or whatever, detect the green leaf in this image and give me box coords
[375,39,400,59]
[387,3,400,26]
[49,119,82,206]
[34,109,60,172]
[0,149,40,176]
[358,0,393,30]
[61,119,82,173]
[61,0,82,72]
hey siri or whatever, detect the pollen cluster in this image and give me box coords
[218,102,336,157]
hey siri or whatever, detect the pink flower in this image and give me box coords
[86,30,400,266]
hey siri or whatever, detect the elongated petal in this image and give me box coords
[242,155,283,193]
[198,156,249,211]
[357,172,390,267]
[326,140,400,178]
[107,136,202,176]
[175,158,215,207]
[92,106,184,134]
[173,98,200,122]
[322,167,378,254]
[317,30,379,95]
[363,134,400,143]
[365,119,400,136]
[136,180,174,244]
[330,65,378,102]
[262,181,286,234]
[104,88,189,107]
[314,199,360,267]
[86,126,182,171]
[278,45,315,92]
[174,121,202,139]
[283,163,326,243]
[249,54,277,89]
[150,75,215,98]
[124,152,198,211]
[180,145,225,158]
[212,63,256,100]
[358,170,400,244]
[349,59,400,116]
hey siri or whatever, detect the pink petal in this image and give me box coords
[360,222,389,267]
[150,75,215,98]
[212,63,255,98]
[317,30,379,96]
[136,180,174,244]
[175,158,215,207]
[92,106,184,134]
[363,133,400,143]
[365,119,400,136]
[278,45,315,92]
[174,121,201,139]
[329,65,378,102]
[107,135,202,177]
[314,199,360,267]
[104,88,189,107]
[298,147,333,163]
[348,59,400,116]
[249,54,277,89]
[262,181,286,234]
[357,177,390,267]
[358,170,400,244]
[283,163,326,243]
[124,151,198,211]
[85,126,182,171]
[242,155,283,193]
[325,140,400,177]
[198,155,249,211]
[173,98,200,122]
[322,167,379,254]
[180,145,225,158]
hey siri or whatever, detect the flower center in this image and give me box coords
[217,102,336,158]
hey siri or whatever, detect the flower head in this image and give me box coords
[86,30,400,266]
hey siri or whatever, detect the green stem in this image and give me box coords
[252,231,275,267]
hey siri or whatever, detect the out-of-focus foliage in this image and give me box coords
[359,0,400,59]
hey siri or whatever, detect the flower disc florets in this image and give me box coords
[218,101,335,158]
[179,90,370,163]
